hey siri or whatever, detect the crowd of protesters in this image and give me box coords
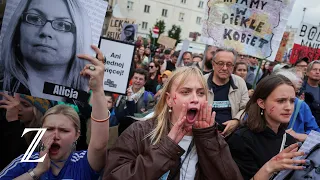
[1,36,320,180]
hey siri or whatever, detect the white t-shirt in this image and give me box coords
[178,136,198,180]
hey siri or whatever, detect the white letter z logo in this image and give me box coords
[20,128,47,162]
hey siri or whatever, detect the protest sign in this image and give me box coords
[201,0,296,61]
[0,0,108,102]
[98,38,135,95]
[289,23,320,64]
[120,23,138,44]
[106,17,136,40]
[274,130,320,179]
[275,32,290,62]
[158,34,177,49]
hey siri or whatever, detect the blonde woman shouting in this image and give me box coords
[104,67,243,180]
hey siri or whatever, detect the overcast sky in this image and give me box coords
[287,0,320,27]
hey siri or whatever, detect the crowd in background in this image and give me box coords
[1,36,320,179]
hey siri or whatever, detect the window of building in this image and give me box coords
[144,5,150,13]
[127,1,133,10]
[162,9,168,17]
[196,17,202,24]
[179,13,185,21]
[198,1,204,8]
[142,22,148,29]
[181,0,186,4]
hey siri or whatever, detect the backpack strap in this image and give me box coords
[143,91,149,108]
[290,99,303,129]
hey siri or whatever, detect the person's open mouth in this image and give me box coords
[186,108,198,124]
[49,143,61,155]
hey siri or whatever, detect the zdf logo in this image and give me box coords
[20,128,47,163]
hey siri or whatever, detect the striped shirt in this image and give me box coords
[0,151,100,180]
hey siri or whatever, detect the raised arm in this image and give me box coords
[78,45,109,172]
[194,102,243,180]
[252,143,306,180]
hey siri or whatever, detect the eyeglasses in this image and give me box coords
[214,61,234,68]
[21,13,76,33]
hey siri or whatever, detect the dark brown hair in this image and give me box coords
[104,92,115,102]
[149,61,161,75]
[134,68,149,81]
[243,75,295,132]
[233,62,248,73]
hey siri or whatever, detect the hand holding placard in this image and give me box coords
[98,38,135,95]
[78,45,105,92]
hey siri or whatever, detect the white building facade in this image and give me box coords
[111,0,206,41]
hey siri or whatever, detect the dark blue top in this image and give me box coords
[0,151,100,180]
[208,79,232,124]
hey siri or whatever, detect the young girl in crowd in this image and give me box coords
[274,68,320,141]
[134,54,143,69]
[154,70,172,102]
[156,70,172,92]
[0,45,110,179]
[104,66,244,180]
[233,62,254,97]
[145,61,160,94]
[0,93,51,170]
[227,75,307,180]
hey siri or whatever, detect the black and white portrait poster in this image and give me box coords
[98,38,135,95]
[120,23,137,44]
[0,0,108,102]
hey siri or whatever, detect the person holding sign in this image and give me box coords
[104,67,243,180]
[0,0,92,101]
[227,75,308,180]
[0,46,109,180]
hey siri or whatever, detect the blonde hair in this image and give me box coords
[24,107,44,145]
[146,67,208,145]
[41,105,81,133]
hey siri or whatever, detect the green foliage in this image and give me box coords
[148,20,166,46]
[168,25,182,46]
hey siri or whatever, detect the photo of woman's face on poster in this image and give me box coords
[21,0,75,71]
[0,0,107,102]
[120,23,136,44]
[285,143,320,180]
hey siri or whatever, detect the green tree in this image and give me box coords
[168,25,182,46]
[148,20,166,46]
